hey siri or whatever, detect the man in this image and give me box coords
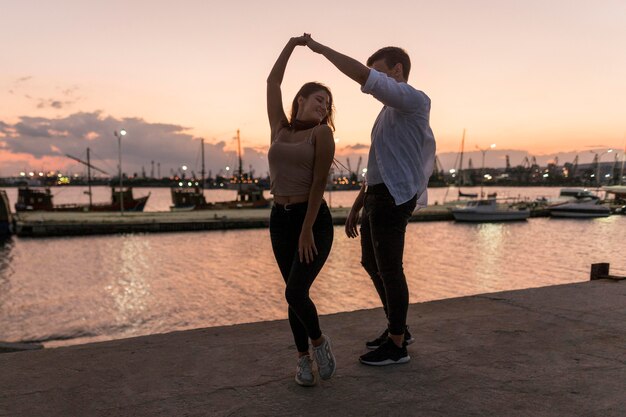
[304,35,436,366]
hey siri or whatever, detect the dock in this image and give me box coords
[1,277,624,416]
[14,205,454,237]
[13,205,549,237]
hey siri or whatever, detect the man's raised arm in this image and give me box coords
[304,34,370,86]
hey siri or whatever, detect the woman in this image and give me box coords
[266,35,336,387]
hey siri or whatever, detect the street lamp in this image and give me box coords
[590,149,613,187]
[476,143,496,198]
[114,129,127,214]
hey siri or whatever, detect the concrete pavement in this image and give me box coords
[1,279,625,416]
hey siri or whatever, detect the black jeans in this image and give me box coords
[360,184,417,336]
[270,201,333,353]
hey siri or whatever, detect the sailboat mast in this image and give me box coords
[236,129,243,195]
[619,141,626,185]
[87,147,93,209]
[457,128,466,186]
[200,138,205,192]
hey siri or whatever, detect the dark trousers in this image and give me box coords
[360,185,417,335]
[270,202,333,353]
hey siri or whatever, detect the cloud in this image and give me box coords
[7,76,32,94]
[35,87,82,110]
[343,143,369,150]
[0,112,270,177]
[37,99,66,109]
[1,112,605,177]
[9,78,82,111]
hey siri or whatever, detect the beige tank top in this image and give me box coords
[268,127,317,196]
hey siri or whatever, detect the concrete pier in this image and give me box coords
[14,205,457,237]
[1,279,624,416]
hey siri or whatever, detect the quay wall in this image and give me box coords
[13,205,496,237]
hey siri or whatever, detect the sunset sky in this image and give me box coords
[1,0,625,177]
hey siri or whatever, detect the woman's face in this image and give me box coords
[296,90,330,123]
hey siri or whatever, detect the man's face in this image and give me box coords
[370,59,403,82]
[370,59,393,77]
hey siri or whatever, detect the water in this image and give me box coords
[1,186,624,348]
[0,185,571,212]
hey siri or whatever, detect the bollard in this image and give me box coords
[590,263,610,280]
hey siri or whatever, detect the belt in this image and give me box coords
[273,201,309,211]
[365,183,389,194]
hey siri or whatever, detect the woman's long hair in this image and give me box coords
[288,82,335,131]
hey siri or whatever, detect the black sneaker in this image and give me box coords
[359,339,410,366]
[365,327,415,350]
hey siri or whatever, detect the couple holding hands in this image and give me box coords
[267,34,436,386]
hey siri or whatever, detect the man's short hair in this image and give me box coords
[367,47,411,80]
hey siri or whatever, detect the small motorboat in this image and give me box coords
[548,199,610,218]
[451,198,530,222]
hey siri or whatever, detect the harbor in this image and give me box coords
[4,184,625,237]
[1,275,625,416]
[2,205,624,350]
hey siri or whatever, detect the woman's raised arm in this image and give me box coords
[267,36,306,140]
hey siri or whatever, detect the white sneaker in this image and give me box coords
[313,334,336,380]
[295,355,316,387]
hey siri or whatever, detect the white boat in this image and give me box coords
[548,199,610,218]
[557,188,600,201]
[601,185,626,200]
[601,185,626,214]
[451,199,530,222]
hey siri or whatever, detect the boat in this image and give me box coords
[171,183,270,211]
[534,187,600,207]
[601,185,626,202]
[14,146,150,213]
[602,185,626,214]
[545,187,611,218]
[556,188,600,201]
[451,198,530,222]
[14,186,150,212]
[0,190,14,237]
[458,190,478,198]
[548,199,611,218]
[171,131,271,211]
[457,190,497,199]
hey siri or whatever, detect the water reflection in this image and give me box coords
[0,238,14,308]
[105,237,152,329]
[475,223,505,291]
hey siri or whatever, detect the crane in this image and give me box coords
[355,156,362,178]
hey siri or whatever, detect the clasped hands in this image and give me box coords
[290,33,323,53]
